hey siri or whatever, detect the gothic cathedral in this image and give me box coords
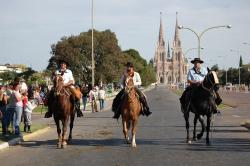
[154,13,188,85]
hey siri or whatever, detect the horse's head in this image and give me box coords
[204,68,220,91]
[53,75,64,95]
[125,76,135,94]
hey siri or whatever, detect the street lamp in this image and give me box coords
[184,47,204,57]
[91,0,95,87]
[178,25,231,59]
[230,49,241,85]
[242,42,250,45]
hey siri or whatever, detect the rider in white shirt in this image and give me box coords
[112,62,152,119]
[44,60,83,118]
[180,58,222,113]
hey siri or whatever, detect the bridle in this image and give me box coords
[201,71,219,92]
[54,75,71,96]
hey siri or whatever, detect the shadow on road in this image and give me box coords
[19,137,250,152]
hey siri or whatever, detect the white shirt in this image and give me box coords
[98,89,105,100]
[55,69,75,84]
[120,71,142,88]
[187,67,208,82]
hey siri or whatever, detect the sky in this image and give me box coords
[1,0,250,71]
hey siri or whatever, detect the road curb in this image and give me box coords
[0,126,50,151]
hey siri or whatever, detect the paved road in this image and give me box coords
[1,86,250,166]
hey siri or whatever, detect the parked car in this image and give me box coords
[225,83,232,90]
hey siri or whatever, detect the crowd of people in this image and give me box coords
[0,78,42,137]
[80,83,106,113]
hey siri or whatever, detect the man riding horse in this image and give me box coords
[180,58,222,113]
[112,62,152,119]
[44,59,83,118]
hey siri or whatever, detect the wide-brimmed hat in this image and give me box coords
[58,59,70,66]
[125,62,134,68]
[191,58,204,64]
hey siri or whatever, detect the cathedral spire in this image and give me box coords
[174,12,181,47]
[167,42,170,58]
[158,12,165,46]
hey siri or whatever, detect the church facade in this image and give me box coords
[153,13,188,85]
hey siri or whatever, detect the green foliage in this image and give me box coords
[219,66,250,85]
[123,49,156,86]
[47,29,156,86]
[0,71,17,84]
[239,56,243,67]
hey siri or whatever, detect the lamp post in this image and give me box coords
[230,49,241,85]
[178,25,231,59]
[184,47,204,57]
[91,0,95,87]
[242,42,250,45]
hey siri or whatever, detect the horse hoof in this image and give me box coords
[187,140,192,144]
[197,134,203,140]
[132,143,137,148]
[193,137,197,141]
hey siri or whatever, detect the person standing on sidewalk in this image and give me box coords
[89,85,98,113]
[0,85,9,136]
[81,83,89,112]
[98,86,106,111]
[10,82,23,136]
[23,92,37,133]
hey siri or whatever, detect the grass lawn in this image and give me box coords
[33,105,47,114]
[0,122,47,143]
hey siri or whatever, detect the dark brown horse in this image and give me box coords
[182,69,220,145]
[121,76,142,148]
[52,75,75,148]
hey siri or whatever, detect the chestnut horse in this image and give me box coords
[121,76,142,148]
[52,75,75,148]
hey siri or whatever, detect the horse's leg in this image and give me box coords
[122,119,130,144]
[206,114,211,145]
[55,119,62,148]
[61,118,68,148]
[197,115,205,140]
[131,119,138,148]
[68,112,75,142]
[193,114,198,141]
[184,111,191,144]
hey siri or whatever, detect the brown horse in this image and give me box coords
[52,75,75,148]
[121,76,142,148]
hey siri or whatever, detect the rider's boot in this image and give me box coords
[112,109,121,119]
[44,106,52,118]
[75,100,83,117]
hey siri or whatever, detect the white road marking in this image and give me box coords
[232,115,240,118]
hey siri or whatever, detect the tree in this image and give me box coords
[0,71,17,84]
[123,49,156,86]
[239,55,243,67]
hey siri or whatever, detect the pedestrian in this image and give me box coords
[81,83,89,112]
[23,92,37,133]
[0,85,9,136]
[89,85,98,113]
[98,86,106,111]
[10,82,23,136]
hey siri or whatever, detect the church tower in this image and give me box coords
[154,12,167,84]
[172,12,184,84]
